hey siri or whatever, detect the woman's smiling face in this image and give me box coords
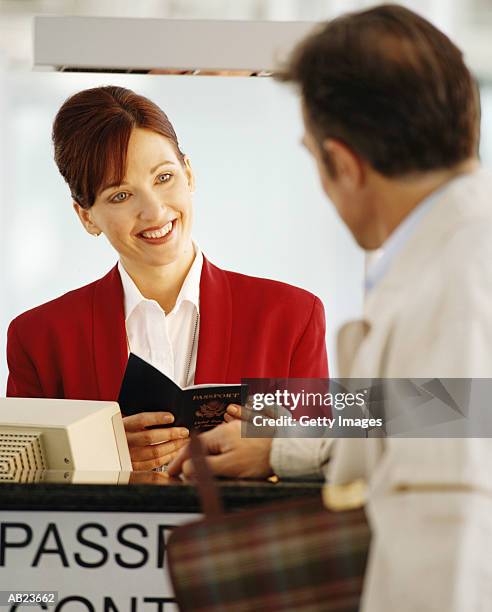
[76,127,195,270]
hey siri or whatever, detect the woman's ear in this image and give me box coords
[73,202,101,236]
[183,156,196,193]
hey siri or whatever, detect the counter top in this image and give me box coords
[0,472,323,513]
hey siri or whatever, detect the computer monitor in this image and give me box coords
[0,398,132,482]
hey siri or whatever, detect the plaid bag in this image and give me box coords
[167,435,371,612]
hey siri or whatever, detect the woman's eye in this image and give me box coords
[157,173,172,184]
[110,192,129,203]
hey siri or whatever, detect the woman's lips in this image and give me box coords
[137,220,177,245]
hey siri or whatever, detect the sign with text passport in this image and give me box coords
[0,511,200,611]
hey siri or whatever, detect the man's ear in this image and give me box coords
[73,202,101,236]
[323,139,365,188]
[183,156,196,193]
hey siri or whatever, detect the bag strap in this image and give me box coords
[189,431,224,517]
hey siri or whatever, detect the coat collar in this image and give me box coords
[336,168,492,377]
[364,168,490,321]
[91,255,232,399]
[194,257,232,384]
[337,320,371,378]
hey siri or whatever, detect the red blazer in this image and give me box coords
[6,257,328,401]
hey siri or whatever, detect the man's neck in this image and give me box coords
[367,158,479,249]
[121,243,196,313]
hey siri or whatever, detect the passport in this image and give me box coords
[118,353,244,432]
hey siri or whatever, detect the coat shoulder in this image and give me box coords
[223,268,320,308]
[8,269,116,335]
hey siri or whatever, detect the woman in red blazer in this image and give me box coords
[6,86,328,469]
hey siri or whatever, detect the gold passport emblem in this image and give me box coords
[195,400,225,419]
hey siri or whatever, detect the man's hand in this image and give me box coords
[123,412,189,471]
[168,420,273,479]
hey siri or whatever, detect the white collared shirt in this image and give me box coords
[118,247,203,388]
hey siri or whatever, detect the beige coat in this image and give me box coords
[270,168,492,611]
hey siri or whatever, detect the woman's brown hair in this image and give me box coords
[53,86,185,208]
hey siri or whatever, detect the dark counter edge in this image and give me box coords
[0,480,323,513]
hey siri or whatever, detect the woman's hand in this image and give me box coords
[224,402,264,423]
[224,400,291,425]
[224,403,243,423]
[123,412,190,471]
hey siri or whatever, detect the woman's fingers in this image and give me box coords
[129,437,189,463]
[129,471,171,484]
[121,411,191,470]
[126,426,189,447]
[225,404,242,420]
[132,448,186,471]
[123,411,174,432]
[132,456,173,471]
[225,399,292,424]
[130,440,188,471]
[224,403,257,422]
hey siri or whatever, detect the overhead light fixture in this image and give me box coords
[34,17,316,75]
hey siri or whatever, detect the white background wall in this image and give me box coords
[0,72,364,392]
